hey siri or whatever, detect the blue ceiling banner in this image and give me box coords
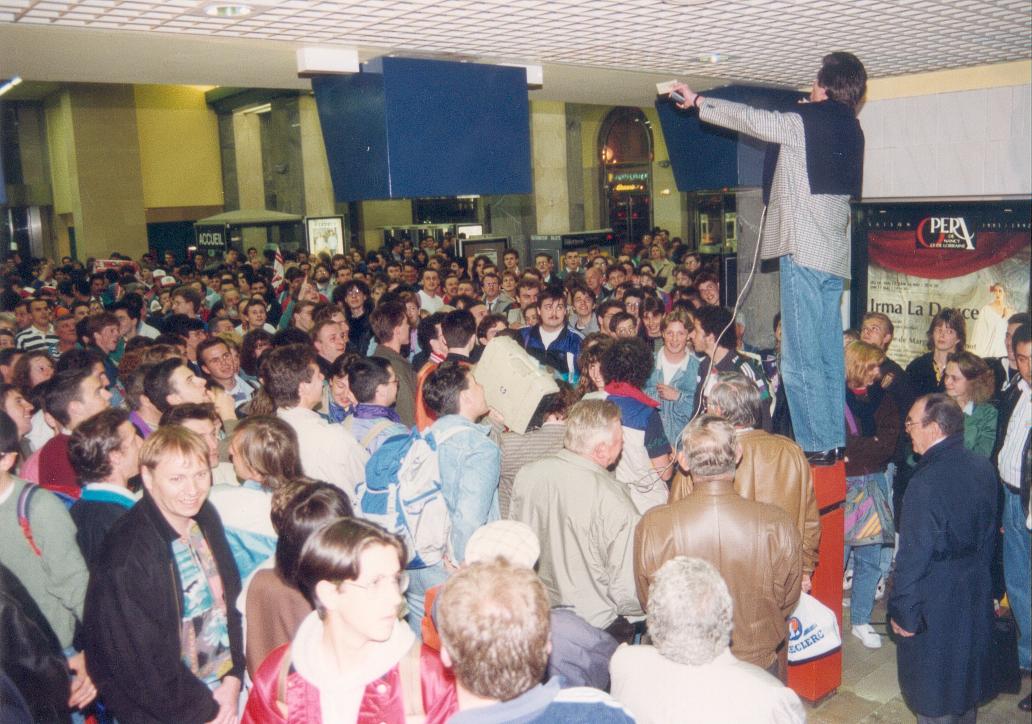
[655,84,805,193]
[312,56,532,201]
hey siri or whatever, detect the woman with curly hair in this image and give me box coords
[942,350,998,457]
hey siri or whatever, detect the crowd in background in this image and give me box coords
[0,228,1028,723]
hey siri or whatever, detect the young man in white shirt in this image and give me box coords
[261,343,368,505]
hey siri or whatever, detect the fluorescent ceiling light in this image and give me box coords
[0,76,23,97]
[205,4,253,18]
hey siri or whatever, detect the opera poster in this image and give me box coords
[865,215,1031,365]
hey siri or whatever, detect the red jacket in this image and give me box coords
[242,641,457,724]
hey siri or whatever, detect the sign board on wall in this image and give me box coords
[858,201,1031,365]
[194,225,227,252]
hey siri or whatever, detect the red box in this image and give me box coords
[788,461,845,704]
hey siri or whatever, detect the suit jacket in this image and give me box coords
[635,479,802,670]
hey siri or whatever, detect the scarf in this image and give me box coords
[845,384,882,438]
[352,403,402,423]
[604,382,659,408]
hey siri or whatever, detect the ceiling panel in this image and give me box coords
[1,0,1029,100]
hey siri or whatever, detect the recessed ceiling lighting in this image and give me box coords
[205,4,253,18]
[698,52,732,64]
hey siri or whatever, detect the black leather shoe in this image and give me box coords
[805,448,843,466]
[1019,693,1031,712]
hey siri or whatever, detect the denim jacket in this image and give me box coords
[645,350,701,448]
[429,414,501,563]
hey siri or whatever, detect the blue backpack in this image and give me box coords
[358,426,469,569]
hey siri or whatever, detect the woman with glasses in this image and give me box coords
[243,517,457,723]
[335,280,375,356]
[842,341,900,650]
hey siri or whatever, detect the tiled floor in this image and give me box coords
[805,599,1031,723]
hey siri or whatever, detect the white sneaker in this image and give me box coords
[875,577,886,601]
[851,624,882,649]
[843,569,854,591]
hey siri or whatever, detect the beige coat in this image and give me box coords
[510,448,643,629]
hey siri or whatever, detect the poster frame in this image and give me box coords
[305,215,347,258]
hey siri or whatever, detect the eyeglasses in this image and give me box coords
[903,418,924,431]
[339,572,410,596]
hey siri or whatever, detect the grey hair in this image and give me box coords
[679,414,738,477]
[564,399,621,455]
[647,556,733,666]
[918,393,964,437]
[708,372,762,428]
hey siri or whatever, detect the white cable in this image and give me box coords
[685,203,769,431]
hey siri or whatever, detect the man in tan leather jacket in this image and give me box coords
[678,372,821,593]
[635,415,802,678]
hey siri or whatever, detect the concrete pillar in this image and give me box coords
[233,111,264,211]
[530,101,571,235]
[299,94,336,218]
[44,84,148,260]
[735,188,779,351]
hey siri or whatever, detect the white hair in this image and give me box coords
[647,556,733,666]
[564,399,620,456]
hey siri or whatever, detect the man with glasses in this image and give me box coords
[889,394,998,723]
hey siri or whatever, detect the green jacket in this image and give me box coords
[963,402,998,459]
[0,477,88,649]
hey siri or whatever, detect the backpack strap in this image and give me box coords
[275,647,293,718]
[360,419,394,449]
[399,639,425,718]
[17,484,42,557]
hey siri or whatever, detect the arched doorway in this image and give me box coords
[599,108,653,249]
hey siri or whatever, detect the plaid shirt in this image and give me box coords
[699,98,854,279]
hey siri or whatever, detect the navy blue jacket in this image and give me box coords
[888,434,997,718]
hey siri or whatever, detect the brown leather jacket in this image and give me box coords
[672,429,820,575]
[635,477,803,670]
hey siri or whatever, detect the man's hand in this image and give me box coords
[655,383,680,401]
[669,82,698,110]
[209,387,238,422]
[801,574,812,594]
[66,651,98,709]
[206,676,241,724]
[890,619,915,638]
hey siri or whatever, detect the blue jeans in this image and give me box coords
[844,542,881,626]
[779,254,845,452]
[405,563,448,634]
[1002,486,1031,669]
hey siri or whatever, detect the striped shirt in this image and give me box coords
[997,378,1030,489]
[15,325,59,355]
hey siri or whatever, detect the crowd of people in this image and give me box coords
[0,232,1028,723]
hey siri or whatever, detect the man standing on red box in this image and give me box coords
[670,52,866,466]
